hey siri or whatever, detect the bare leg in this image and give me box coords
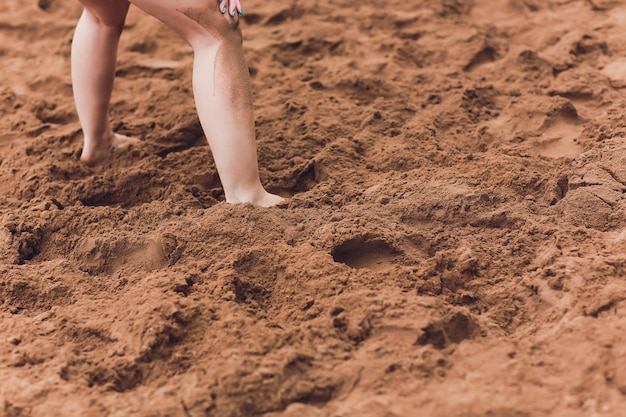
[128,0,283,207]
[71,0,135,166]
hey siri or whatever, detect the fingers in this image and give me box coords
[218,0,244,17]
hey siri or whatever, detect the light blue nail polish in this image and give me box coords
[240,8,244,15]
[231,9,236,16]
[221,5,226,13]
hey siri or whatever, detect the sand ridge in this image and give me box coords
[2,0,626,416]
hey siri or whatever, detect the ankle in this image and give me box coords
[224,183,265,205]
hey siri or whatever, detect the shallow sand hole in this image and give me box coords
[331,238,399,271]
[534,120,583,159]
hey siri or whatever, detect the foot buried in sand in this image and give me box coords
[80,133,138,166]
[254,192,286,208]
[227,189,286,208]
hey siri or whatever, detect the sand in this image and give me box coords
[2,0,626,416]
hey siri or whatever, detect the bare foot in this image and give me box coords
[80,133,138,166]
[226,188,286,207]
[254,192,286,208]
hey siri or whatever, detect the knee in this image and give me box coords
[80,1,129,30]
[179,7,243,50]
[213,20,243,47]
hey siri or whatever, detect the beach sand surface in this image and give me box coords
[2,1,626,416]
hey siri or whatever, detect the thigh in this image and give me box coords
[78,0,130,27]
[129,0,239,47]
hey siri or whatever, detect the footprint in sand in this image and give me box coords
[525,100,584,159]
[73,235,172,275]
[416,311,482,349]
[534,117,584,159]
[331,237,400,272]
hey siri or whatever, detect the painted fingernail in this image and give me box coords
[219,0,222,3]
[221,5,226,13]
[231,9,236,16]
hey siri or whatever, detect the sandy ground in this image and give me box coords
[2,0,626,416]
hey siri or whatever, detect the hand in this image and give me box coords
[218,0,244,17]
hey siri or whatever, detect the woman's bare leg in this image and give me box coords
[71,0,134,166]
[128,0,283,207]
